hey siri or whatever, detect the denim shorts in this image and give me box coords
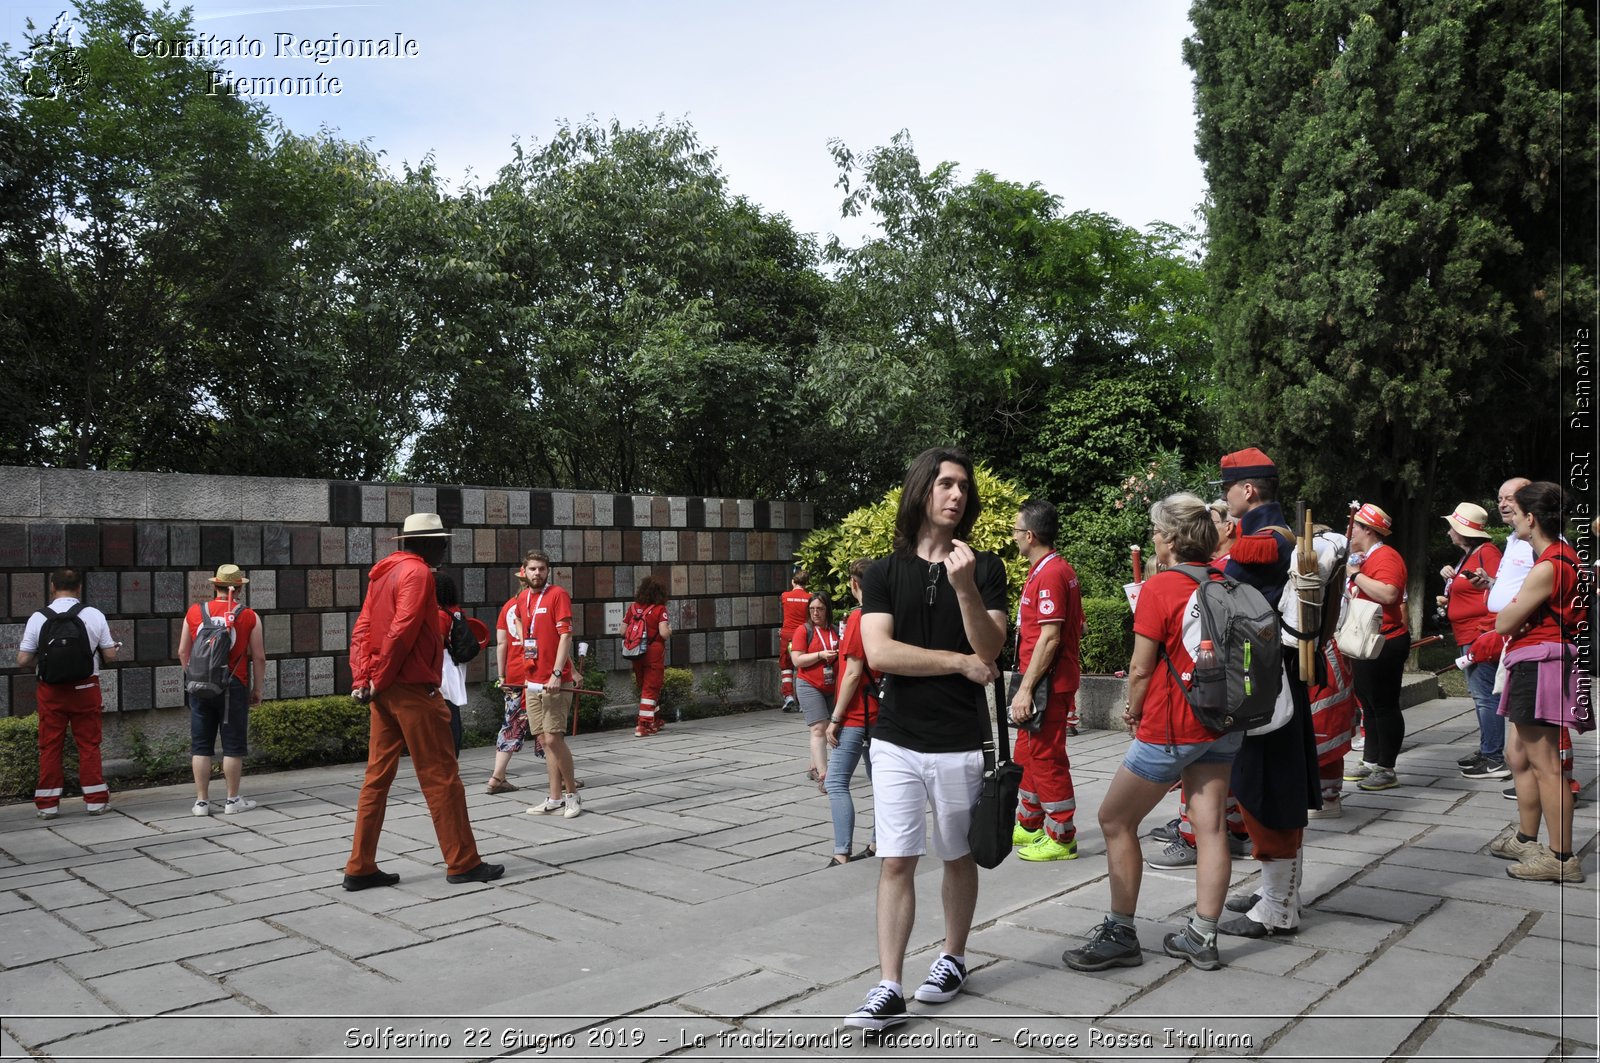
[1122,731,1243,785]
[189,678,250,758]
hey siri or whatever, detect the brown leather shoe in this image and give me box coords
[485,776,519,795]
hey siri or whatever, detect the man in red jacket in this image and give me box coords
[343,513,502,890]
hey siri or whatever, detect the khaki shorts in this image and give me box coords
[527,688,573,736]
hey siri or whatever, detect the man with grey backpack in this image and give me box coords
[178,564,266,816]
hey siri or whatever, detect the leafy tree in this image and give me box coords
[1185,0,1597,606]
[0,0,286,470]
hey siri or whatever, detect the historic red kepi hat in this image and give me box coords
[1210,447,1278,485]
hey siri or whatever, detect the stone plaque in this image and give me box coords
[737,500,755,529]
[200,525,233,568]
[705,566,724,595]
[320,613,346,651]
[277,657,307,699]
[335,568,361,608]
[413,486,437,515]
[260,660,278,702]
[729,532,746,562]
[136,619,168,662]
[306,569,334,609]
[277,570,306,610]
[604,600,625,635]
[250,569,277,611]
[119,571,152,616]
[233,524,263,567]
[120,667,153,711]
[669,497,688,528]
[96,669,116,712]
[461,488,486,526]
[714,598,733,628]
[262,524,291,565]
[633,495,653,527]
[82,571,114,615]
[732,597,749,627]
[552,491,574,525]
[688,632,706,664]
[702,498,720,529]
[360,485,387,524]
[155,666,183,709]
[497,528,519,563]
[346,526,373,565]
[462,567,485,604]
[473,529,496,564]
[28,523,66,567]
[573,492,594,527]
[307,656,334,696]
[168,525,199,567]
[386,486,412,522]
[697,533,714,562]
[290,527,319,565]
[688,566,706,596]
[319,527,345,565]
[292,613,319,652]
[66,523,100,567]
[659,530,678,562]
[593,493,614,527]
[508,491,530,526]
[0,524,27,567]
[670,565,689,597]
[450,528,473,565]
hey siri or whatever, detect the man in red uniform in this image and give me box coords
[518,550,583,818]
[778,568,811,711]
[178,564,267,816]
[17,568,118,818]
[486,565,535,794]
[1007,500,1084,861]
[344,513,501,890]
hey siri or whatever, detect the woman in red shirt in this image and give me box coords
[1437,503,1504,777]
[823,559,880,866]
[627,576,672,737]
[791,592,839,788]
[1063,493,1240,975]
[1343,503,1410,792]
[1493,481,1587,882]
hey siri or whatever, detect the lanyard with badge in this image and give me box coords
[519,588,546,663]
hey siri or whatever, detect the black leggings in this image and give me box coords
[1352,632,1411,769]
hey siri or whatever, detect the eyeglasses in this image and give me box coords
[925,562,940,606]
[1011,526,1029,535]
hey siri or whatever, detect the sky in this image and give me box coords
[0,0,1209,246]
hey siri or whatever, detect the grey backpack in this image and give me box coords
[186,601,241,698]
[1159,564,1283,733]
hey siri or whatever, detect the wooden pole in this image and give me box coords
[1297,504,1317,675]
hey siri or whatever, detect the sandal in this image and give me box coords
[485,776,519,795]
[850,845,877,862]
[805,767,819,781]
[825,852,851,868]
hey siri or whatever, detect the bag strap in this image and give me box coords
[976,674,1013,773]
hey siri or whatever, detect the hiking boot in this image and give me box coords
[224,796,256,815]
[1146,837,1197,869]
[191,800,211,817]
[1357,767,1400,791]
[1461,757,1511,780]
[1062,917,1142,971]
[1012,823,1045,847]
[1506,846,1585,883]
[527,797,564,815]
[1344,761,1376,782]
[1149,816,1182,843]
[843,984,907,1031]
[1489,832,1542,862]
[1017,836,1079,862]
[914,954,967,1003]
[1218,910,1298,938]
[1163,924,1222,970]
[562,791,582,818]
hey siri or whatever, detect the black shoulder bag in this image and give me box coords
[967,674,1025,868]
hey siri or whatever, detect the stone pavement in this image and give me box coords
[1,694,1596,1062]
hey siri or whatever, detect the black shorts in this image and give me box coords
[1502,662,1548,728]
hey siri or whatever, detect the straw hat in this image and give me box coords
[1353,502,1394,537]
[1441,502,1491,540]
[391,513,452,539]
[209,564,250,586]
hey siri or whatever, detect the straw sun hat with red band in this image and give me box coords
[1441,502,1491,540]
[1353,502,1394,537]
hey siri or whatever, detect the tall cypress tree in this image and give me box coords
[1186,0,1595,602]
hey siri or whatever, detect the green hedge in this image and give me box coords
[1081,597,1133,675]
[250,696,371,769]
[660,668,694,717]
[0,714,38,798]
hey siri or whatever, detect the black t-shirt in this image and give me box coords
[862,549,1009,753]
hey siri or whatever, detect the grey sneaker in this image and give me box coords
[1357,767,1400,792]
[1163,924,1222,970]
[1229,833,1251,858]
[1063,918,1143,971]
[1344,761,1376,782]
[1149,816,1182,843]
[1146,837,1198,869]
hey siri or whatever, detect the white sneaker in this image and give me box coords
[192,800,212,817]
[562,792,582,819]
[36,807,59,820]
[527,798,564,815]
[223,797,256,815]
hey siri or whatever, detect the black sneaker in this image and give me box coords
[446,862,505,885]
[913,954,967,1003]
[1502,785,1518,800]
[1148,817,1182,843]
[1458,750,1482,768]
[1462,757,1512,780]
[843,984,907,1031]
[1062,918,1143,971]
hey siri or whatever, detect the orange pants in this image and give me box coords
[346,683,481,877]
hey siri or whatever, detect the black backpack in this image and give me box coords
[34,603,95,684]
[446,609,480,665]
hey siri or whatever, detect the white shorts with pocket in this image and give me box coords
[870,738,984,861]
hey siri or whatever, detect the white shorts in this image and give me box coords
[870,739,984,861]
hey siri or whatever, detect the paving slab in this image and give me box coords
[0,696,1593,1062]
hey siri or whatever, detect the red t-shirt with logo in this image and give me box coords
[497,596,527,686]
[836,608,880,728]
[631,603,669,668]
[779,588,811,639]
[1351,541,1409,639]
[1509,542,1584,652]
[1017,553,1084,696]
[792,620,839,696]
[184,598,259,684]
[1445,540,1501,646]
[518,584,574,685]
[1131,567,1226,745]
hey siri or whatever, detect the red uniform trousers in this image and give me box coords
[35,677,109,813]
[1015,692,1078,843]
[633,658,664,734]
[1177,788,1247,846]
[345,682,481,877]
[779,633,796,701]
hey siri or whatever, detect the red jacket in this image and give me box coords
[350,551,442,691]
